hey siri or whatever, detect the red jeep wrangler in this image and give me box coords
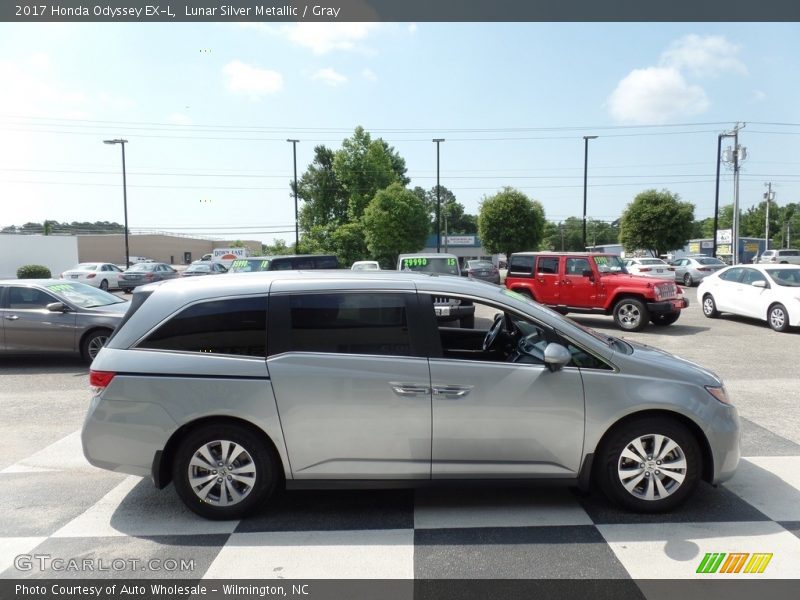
[505,252,688,331]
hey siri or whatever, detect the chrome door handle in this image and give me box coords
[4,315,19,320]
[389,382,431,397]
[433,385,473,398]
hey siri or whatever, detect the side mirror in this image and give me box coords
[752,280,768,289]
[543,343,572,372]
[46,302,68,313]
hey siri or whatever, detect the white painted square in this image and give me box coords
[204,529,414,579]
[1,431,91,474]
[723,456,800,521]
[598,521,800,579]
[52,476,239,538]
[414,487,593,529]
[0,537,47,573]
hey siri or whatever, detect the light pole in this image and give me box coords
[582,135,597,249]
[287,139,300,252]
[433,138,445,253]
[103,139,129,268]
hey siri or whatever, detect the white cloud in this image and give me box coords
[223,60,283,99]
[660,34,747,77]
[312,68,348,87]
[280,23,379,55]
[362,68,378,82]
[0,54,90,118]
[607,66,709,124]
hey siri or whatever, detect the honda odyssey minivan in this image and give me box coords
[82,271,739,519]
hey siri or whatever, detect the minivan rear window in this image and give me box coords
[138,296,268,356]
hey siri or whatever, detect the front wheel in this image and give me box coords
[768,304,790,332]
[651,312,680,326]
[99,279,109,291]
[613,298,649,332]
[683,273,694,287]
[702,294,719,318]
[597,418,701,512]
[172,424,279,520]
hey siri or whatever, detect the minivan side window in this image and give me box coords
[137,296,268,356]
[280,293,412,356]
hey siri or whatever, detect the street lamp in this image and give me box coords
[287,139,300,252]
[764,183,775,252]
[103,139,129,268]
[433,138,445,253]
[582,135,598,249]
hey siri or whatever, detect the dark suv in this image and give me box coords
[228,254,339,273]
[397,253,475,328]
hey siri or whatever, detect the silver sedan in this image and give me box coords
[0,279,128,362]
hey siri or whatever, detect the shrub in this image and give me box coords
[17,264,52,279]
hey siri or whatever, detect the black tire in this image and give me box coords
[172,423,279,520]
[122,288,132,294]
[81,329,113,363]
[768,303,791,332]
[612,297,649,332]
[651,312,680,326]
[597,417,701,512]
[99,279,109,291]
[701,294,719,318]
[682,273,693,287]
[460,314,475,329]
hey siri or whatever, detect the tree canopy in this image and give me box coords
[619,189,695,257]
[363,183,430,266]
[478,187,546,259]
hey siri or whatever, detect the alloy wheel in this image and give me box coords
[187,440,257,507]
[617,433,687,501]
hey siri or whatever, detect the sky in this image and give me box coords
[1,21,799,245]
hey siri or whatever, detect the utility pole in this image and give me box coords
[764,182,775,252]
[720,123,745,264]
[582,135,598,250]
[286,139,300,252]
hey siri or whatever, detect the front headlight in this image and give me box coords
[705,385,732,405]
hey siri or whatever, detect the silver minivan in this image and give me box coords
[82,271,740,519]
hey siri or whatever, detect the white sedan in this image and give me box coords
[697,264,800,332]
[623,257,676,281]
[60,263,124,291]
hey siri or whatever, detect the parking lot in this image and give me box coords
[1,299,799,581]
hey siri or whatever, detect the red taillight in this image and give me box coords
[86,273,96,279]
[640,268,652,272]
[667,267,675,271]
[144,273,154,279]
[89,370,115,393]
[697,267,710,272]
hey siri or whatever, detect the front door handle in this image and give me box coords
[433,385,473,398]
[390,382,431,397]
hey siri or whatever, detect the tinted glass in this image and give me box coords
[719,267,744,282]
[565,258,590,275]
[781,250,800,257]
[740,269,766,285]
[286,293,411,356]
[6,287,57,309]
[536,257,559,275]
[697,257,725,265]
[509,255,535,274]
[314,256,339,269]
[44,282,125,308]
[767,268,800,286]
[138,296,268,356]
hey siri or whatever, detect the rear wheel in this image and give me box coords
[172,423,279,520]
[768,304,790,332]
[122,288,132,294]
[702,294,719,318]
[613,298,649,332]
[81,329,112,363]
[597,417,701,512]
[682,273,694,287]
[650,312,680,326]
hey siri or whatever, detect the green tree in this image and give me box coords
[363,183,429,266]
[334,126,406,220]
[330,221,369,267]
[261,239,293,255]
[478,187,546,258]
[619,189,695,257]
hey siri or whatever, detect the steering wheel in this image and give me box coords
[483,313,506,352]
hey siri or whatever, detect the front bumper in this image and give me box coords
[647,297,688,315]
